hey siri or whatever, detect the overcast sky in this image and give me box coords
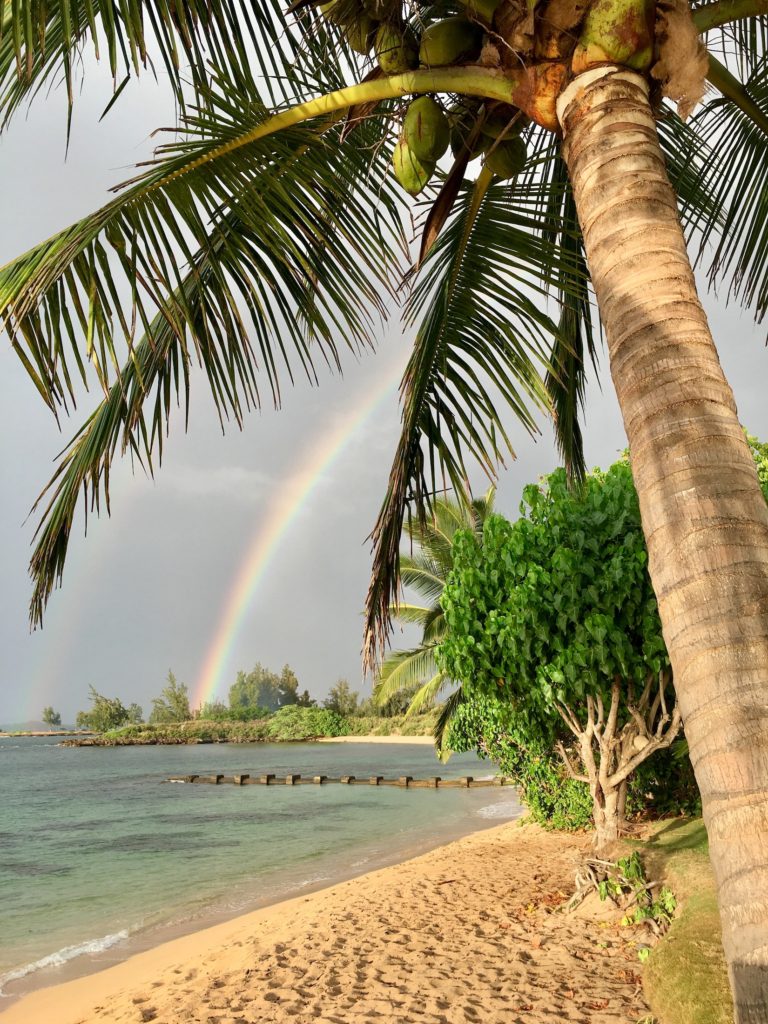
[1,62,766,725]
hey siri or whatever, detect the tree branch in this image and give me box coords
[607,702,683,789]
[556,702,584,738]
[556,741,590,783]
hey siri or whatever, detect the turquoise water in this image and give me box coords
[0,738,519,998]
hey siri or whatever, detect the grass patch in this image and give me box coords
[634,818,732,1024]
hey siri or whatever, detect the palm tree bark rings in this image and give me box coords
[558,65,768,1022]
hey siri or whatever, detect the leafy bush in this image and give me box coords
[264,706,349,741]
[197,701,272,722]
[342,712,438,736]
[98,719,272,744]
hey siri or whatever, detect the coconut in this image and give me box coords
[480,108,524,139]
[484,137,527,179]
[447,99,487,158]
[418,17,483,67]
[375,23,419,73]
[403,96,450,162]
[393,137,435,195]
[346,13,377,53]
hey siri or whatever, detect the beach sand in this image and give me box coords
[2,821,649,1023]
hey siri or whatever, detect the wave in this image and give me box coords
[475,798,521,820]
[0,929,130,995]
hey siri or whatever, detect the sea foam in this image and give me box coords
[475,799,522,820]
[0,929,129,995]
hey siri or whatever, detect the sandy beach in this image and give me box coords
[2,820,649,1023]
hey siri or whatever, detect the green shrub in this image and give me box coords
[265,705,349,741]
[341,713,437,736]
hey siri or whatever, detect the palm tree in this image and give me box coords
[375,487,494,753]
[1,0,767,1015]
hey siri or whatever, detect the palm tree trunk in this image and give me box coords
[558,66,768,1022]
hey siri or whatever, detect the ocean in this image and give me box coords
[0,737,520,1002]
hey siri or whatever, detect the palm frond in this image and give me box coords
[388,603,433,627]
[364,125,592,669]
[695,3,768,79]
[0,0,358,131]
[399,555,448,604]
[376,646,441,705]
[435,686,466,760]
[12,93,405,624]
[421,605,447,644]
[404,672,451,716]
[688,57,768,323]
[541,156,595,481]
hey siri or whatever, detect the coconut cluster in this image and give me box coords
[394,92,529,194]
[317,0,529,195]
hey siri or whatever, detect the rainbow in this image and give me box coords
[192,357,406,709]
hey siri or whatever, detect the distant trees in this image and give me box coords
[75,687,132,732]
[323,679,359,717]
[126,703,144,724]
[41,706,61,728]
[228,663,302,714]
[149,671,191,724]
[198,700,271,721]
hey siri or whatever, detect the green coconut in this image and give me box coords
[346,13,377,53]
[447,99,487,158]
[485,137,528,179]
[393,137,435,195]
[375,23,419,73]
[419,17,483,66]
[403,96,450,162]
[480,108,524,140]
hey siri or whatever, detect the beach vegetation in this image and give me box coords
[439,460,685,849]
[41,706,61,728]
[126,703,144,724]
[639,819,732,1024]
[323,679,360,717]
[3,0,768,1010]
[149,671,191,724]
[62,709,437,744]
[96,719,272,744]
[196,699,273,721]
[75,686,134,733]
[342,710,438,736]
[228,663,302,715]
[374,487,496,749]
[264,705,349,741]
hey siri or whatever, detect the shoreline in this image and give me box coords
[316,734,434,744]
[1,783,520,1008]
[1,819,649,1024]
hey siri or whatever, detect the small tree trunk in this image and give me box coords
[593,785,621,851]
[559,67,768,1022]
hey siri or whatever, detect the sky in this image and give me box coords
[0,62,766,725]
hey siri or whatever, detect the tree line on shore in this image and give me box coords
[43,659,422,735]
